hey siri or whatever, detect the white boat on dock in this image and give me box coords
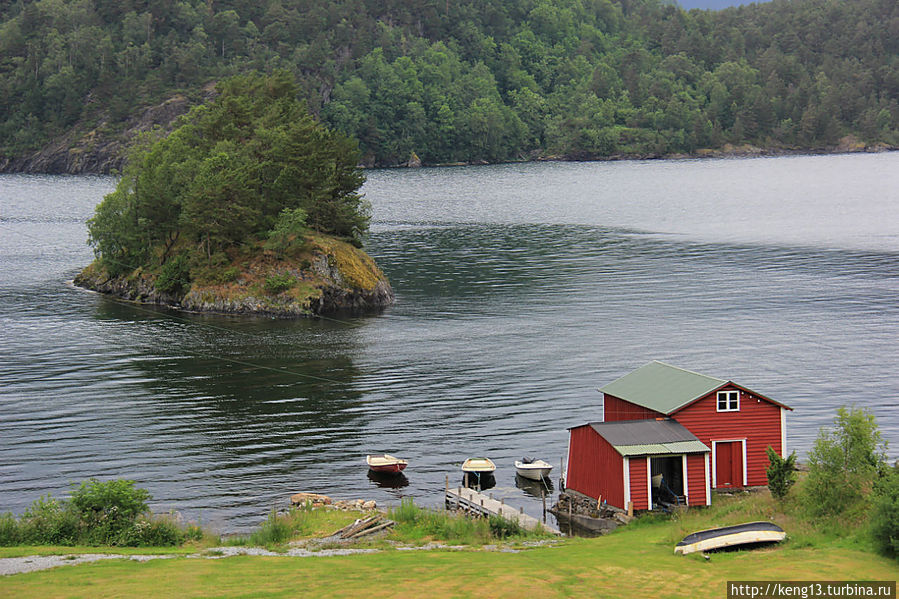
[514,458,553,481]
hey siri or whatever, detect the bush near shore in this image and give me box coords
[0,479,203,547]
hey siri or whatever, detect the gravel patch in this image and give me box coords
[1,539,562,575]
[0,547,380,576]
[0,554,175,576]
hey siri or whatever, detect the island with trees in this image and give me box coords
[74,71,394,317]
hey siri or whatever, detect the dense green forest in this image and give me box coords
[1,0,897,167]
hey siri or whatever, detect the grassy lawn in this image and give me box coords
[3,494,896,599]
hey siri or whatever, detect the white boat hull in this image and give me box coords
[514,460,553,481]
[461,457,496,473]
[674,522,786,555]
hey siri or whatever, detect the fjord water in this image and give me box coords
[1,154,897,531]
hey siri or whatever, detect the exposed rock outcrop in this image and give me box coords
[0,87,215,175]
[73,234,394,317]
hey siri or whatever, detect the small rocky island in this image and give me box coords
[74,232,394,317]
[77,71,393,317]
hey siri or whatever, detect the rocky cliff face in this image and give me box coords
[0,90,213,175]
[73,235,394,318]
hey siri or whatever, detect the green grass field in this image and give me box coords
[2,493,896,598]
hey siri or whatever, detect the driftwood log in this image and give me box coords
[330,516,396,540]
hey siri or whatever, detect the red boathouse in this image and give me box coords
[566,361,792,511]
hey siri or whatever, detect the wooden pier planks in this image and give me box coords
[445,486,562,535]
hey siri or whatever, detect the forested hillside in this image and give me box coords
[1,0,897,169]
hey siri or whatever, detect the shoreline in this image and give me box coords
[2,140,894,176]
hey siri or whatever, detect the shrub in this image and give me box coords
[803,407,887,519]
[69,478,151,545]
[0,480,203,547]
[119,516,184,547]
[0,512,21,545]
[264,272,295,294]
[20,495,79,545]
[265,207,309,255]
[766,446,797,500]
[488,514,524,538]
[155,254,191,295]
[220,266,240,283]
[870,465,899,560]
[248,510,292,546]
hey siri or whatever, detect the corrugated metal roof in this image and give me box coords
[599,361,726,414]
[584,419,711,457]
[614,440,710,457]
[588,417,701,445]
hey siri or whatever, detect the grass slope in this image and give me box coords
[4,493,895,598]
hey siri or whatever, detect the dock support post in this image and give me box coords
[542,489,546,522]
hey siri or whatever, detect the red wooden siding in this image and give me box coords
[685,454,708,506]
[629,457,649,510]
[673,386,782,487]
[603,394,664,422]
[566,425,624,508]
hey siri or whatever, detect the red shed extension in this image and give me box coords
[566,419,711,511]
[599,361,792,489]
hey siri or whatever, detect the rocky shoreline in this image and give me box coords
[73,235,394,318]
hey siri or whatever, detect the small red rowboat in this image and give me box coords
[366,454,408,474]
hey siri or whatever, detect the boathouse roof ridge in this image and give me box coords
[599,361,728,414]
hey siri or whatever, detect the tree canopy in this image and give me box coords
[1,0,897,166]
[87,71,368,276]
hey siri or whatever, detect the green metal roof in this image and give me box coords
[584,418,711,457]
[614,440,710,457]
[599,361,726,415]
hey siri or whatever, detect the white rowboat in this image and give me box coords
[461,457,496,473]
[514,458,553,481]
[674,521,786,555]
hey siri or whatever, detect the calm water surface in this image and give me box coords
[1,154,897,531]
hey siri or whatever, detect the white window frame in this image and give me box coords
[716,390,740,412]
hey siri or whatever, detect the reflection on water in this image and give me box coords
[515,475,554,499]
[367,471,410,489]
[1,157,898,532]
[462,473,496,491]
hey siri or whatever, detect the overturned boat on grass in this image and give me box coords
[675,521,786,555]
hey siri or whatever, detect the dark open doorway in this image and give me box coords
[650,456,685,508]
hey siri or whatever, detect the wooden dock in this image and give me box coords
[445,486,562,535]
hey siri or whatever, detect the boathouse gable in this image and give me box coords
[671,383,787,488]
[598,362,791,490]
[567,362,792,509]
